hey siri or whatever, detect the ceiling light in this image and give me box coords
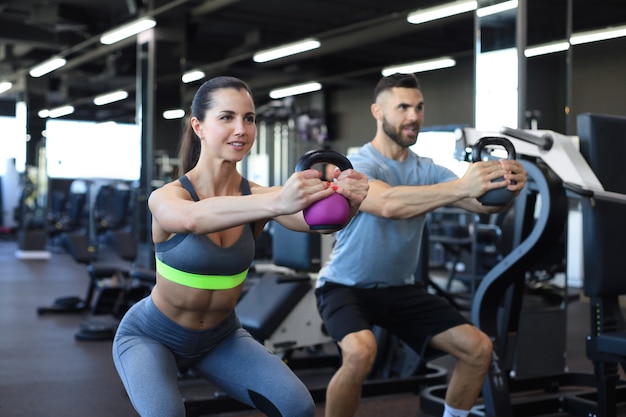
[29,57,67,77]
[182,70,205,84]
[38,109,50,118]
[48,105,75,118]
[269,82,322,99]
[476,0,518,18]
[570,24,626,45]
[253,39,321,63]
[407,0,477,25]
[93,90,129,106]
[524,41,570,57]
[100,17,156,45]
[0,81,12,95]
[163,109,185,120]
[382,57,456,76]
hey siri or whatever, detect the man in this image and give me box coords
[315,73,527,417]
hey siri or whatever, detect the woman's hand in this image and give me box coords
[276,168,336,215]
[330,167,369,214]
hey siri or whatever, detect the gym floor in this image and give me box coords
[0,237,620,417]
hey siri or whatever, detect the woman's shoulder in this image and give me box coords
[248,180,276,194]
[149,179,191,204]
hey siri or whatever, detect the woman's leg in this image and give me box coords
[112,298,186,417]
[193,328,316,417]
[113,334,184,417]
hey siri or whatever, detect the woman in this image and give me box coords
[112,76,368,417]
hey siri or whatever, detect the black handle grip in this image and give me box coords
[295,150,353,172]
[471,136,516,163]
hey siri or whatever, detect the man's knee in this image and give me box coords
[339,331,378,377]
[464,329,493,369]
[433,324,492,368]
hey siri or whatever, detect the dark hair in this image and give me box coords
[373,73,421,102]
[178,76,253,175]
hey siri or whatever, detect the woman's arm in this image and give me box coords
[149,168,336,236]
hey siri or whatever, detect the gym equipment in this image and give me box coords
[426,209,505,310]
[37,232,107,314]
[564,112,626,417]
[93,183,132,234]
[237,222,329,355]
[48,190,87,240]
[38,230,153,341]
[421,116,626,417]
[74,230,153,342]
[295,150,353,231]
[471,136,516,206]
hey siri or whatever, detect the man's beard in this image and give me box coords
[382,117,418,149]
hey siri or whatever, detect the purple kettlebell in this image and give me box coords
[471,136,516,206]
[295,150,353,231]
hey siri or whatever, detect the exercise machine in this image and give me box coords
[421,114,626,417]
[38,230,154,341]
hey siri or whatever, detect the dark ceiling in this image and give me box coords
[1,0,625,123]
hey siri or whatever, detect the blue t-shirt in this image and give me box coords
[317,143,458,289]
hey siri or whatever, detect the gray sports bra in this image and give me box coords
[154,175,255,290]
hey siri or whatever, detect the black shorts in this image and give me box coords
[315,282,469,354]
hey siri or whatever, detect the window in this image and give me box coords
[46,120,141,180]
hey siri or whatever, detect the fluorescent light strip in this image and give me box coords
[524,41,570,57]
[407,0,477,25]
[29,57,67,77]
[382,57,456,76]
[476,0,518,17]
[570,24,626,45]
[253,39,320,63]
[269,82,322,99]
[100,18,156,45]
[93,90,129,106]
[182,70,206,83]
[48,105,75,118]
[163,109,186,120]
[0,81,12,95]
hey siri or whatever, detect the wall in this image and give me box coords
[570,37,626,127]
[527,53,567,132]
[326,37,626,154]
[326,56,475,153]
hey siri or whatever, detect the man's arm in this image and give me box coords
[360,178,473,219]
[360,159,527,219]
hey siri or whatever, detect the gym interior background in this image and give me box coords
[1,1,626,416]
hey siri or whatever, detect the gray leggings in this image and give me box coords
[112,296,315,417]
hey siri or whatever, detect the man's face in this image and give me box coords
[380,87,424,149]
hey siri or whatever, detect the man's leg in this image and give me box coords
[430,323,492,411]
[325,329,378,417]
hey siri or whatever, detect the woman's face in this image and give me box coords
[193,87,257,162]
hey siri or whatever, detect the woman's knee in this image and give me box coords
[134,397,185,417]
[250,388,316,417]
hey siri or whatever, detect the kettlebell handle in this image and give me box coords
[471,136,516,163]
[295,150,353,172]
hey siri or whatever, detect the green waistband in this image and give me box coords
[155,257,248,290]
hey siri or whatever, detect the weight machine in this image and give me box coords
[421,113,626,417]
